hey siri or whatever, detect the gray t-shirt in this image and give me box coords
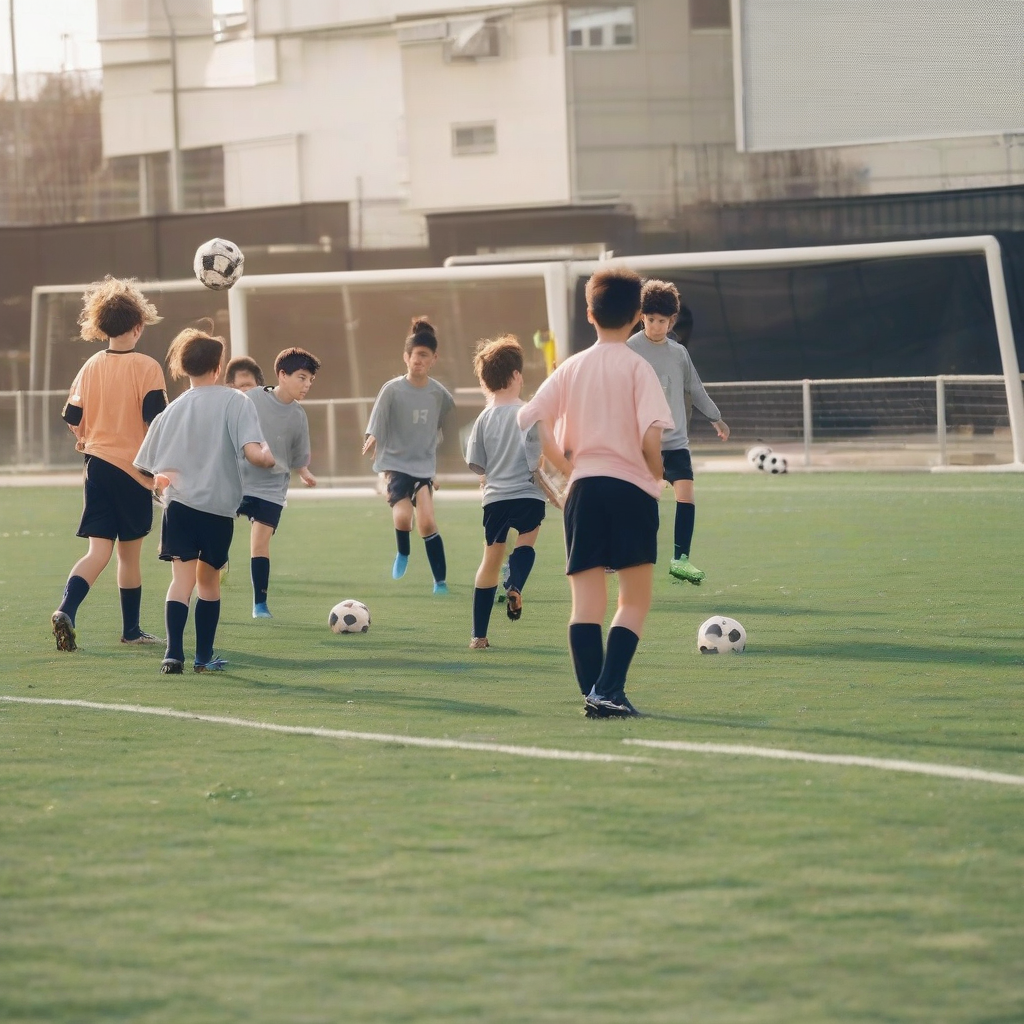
[626,332,720,450]
[465,401,545,505]
[365,376,456,478]
[239,386,311,505]
[134,385,265,518]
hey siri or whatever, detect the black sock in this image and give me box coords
[396,530,411,557]
[164,600,189,663]
[119,586,142,638]
[423,532,447,584]
[568,622,604,697]
[507,546,536,593]
[473,586,497,639]
[675,502,696,560]
[250,557,270,605]
[58,575,90,626]
[194,598,221,665]
[594,626,640,699]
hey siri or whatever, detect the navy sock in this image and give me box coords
[506,546,536,593]
[423,532,447,584]
[119,586,142,638]
[594,626,640,699]
[58,575,90,626]
[251,557,270,605]
[473,586,497,639]
[164,600,189,663]
[396,530,411,557]
[568,622,604,697]
[675,502,696,560]
[194,598,221,665]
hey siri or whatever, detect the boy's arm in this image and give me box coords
[292,415,316,485]
[641,424,664,482]
[537,420,572,478]
[363,385,390,456]
[243,441,275,468]
[298,466,317,487]
[62,370,85,441]
[682,349,725,435]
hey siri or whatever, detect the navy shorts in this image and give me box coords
[563,476,659,575]
[237,494,284,531]
[159,501,234,569]
[482,497,546,546]
[662,448,694,483]
[77,455,154,542]
[386,471,433,508]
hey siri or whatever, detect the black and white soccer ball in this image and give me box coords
[329,599,371,634]
[746,444,772,470]
[763,453,788,474]
[698,615,746,654]
[193,237,245,291]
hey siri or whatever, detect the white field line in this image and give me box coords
[624,739,1024,788]
[3,695,1023,787]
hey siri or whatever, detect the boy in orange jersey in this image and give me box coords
[51,277,167,651]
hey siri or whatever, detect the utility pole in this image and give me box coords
[157,0,183,212]
[8,0,23,220]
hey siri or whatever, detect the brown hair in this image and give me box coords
[78,276,162,342]
[640,279,681,318]
[225,355,264,386]
[405,316,438,354]
[166,328,224,381]
[275,347,321,376]
[585,267,642,329]
[473,335,523,393]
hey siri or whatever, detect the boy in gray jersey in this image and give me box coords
[135,328,273,674]
[627,280,729,585]
[363,317,455,595]
[237,347,320,618]
[464,335,547,648]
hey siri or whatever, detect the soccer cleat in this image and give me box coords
[468,637,490,650]
[160,658,184,675]
[669,558,706,585]
[194,656,228,673]
[506,587,523,622]
[392,553,409,579]
[584,689,641,718]
[51,611,77,652]
[433,581,449,596]
[121,630,163,645]
[252,603,273,619]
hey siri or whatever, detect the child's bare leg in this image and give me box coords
[249,521,274,614]
[471,541,507,644]
[69,537,115,586]
[250,522,273,559]
[414,486,447,589]
[610,563,654,635]
[53,537,115,645]
[412,486,437,537]
[475,540,507,588]
[567,567,608,696]
[391,497,414,578]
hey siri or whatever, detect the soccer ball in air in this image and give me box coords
[329,600,371,634]
[763,453,788,474]
[698,616,746,654]
[746,445,772,470]
[193,237,245,291]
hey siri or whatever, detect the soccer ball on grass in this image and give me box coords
[746,444,772,470]
[329,600,371,634]
[697,615,746,654]
[193,238,245,290]
[763,453,788,474]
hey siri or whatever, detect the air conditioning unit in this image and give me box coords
[444,18,502,61]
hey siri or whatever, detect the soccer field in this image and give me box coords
[2,475,1023,1023]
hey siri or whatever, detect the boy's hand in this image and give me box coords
[713,420,730,442]
[362,434,376,456]
[299,467,317,488]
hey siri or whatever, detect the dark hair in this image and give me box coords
[225,355,264,386]
[640,279,681,318]
[585,268,642,329]
[166,328,224,381]
[473,335,523,393]
[674,305,694,347]
[405,316,438,354]
[275,347,321,376]
[79,276,162,341]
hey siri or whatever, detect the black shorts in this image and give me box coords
[662,448,694,483]
[77,455,154,542]
[563,476,659,575]
[237,495,284,531]
[159,501,234,569]
[482,498,546,546]
[386,471,433,508]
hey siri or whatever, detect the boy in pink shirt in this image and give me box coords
[518,267,673,717]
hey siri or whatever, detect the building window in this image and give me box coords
[444,18,502,61]
[567,6,636,50]
[213,0,248,41]
[182,146,225,210]
[690,0,731,30]
[452,122,497,156]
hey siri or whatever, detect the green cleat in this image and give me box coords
[669,558,705,585]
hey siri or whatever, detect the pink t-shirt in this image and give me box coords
[518,340,674,499]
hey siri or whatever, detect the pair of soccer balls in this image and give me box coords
[746,445,788,475]
[193,237,245,291]
[698,615,746,654]
[329,600,371,634]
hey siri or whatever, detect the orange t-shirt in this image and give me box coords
[64,349,167,488]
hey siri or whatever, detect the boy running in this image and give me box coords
[51,277,167,651]
[519,267,673,718]
[237,347,320,618]
[362,317,455,595]
[627,280,729,584]
[134,328,274,674]
[464,335,547,649]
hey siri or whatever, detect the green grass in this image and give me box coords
[1,475,1023,1023]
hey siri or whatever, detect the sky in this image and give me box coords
[3,0,101,74]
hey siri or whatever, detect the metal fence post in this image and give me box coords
[326,400,337,479]
[936,375,947,466]
[802,379,813,467]
[15,390,25,466]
